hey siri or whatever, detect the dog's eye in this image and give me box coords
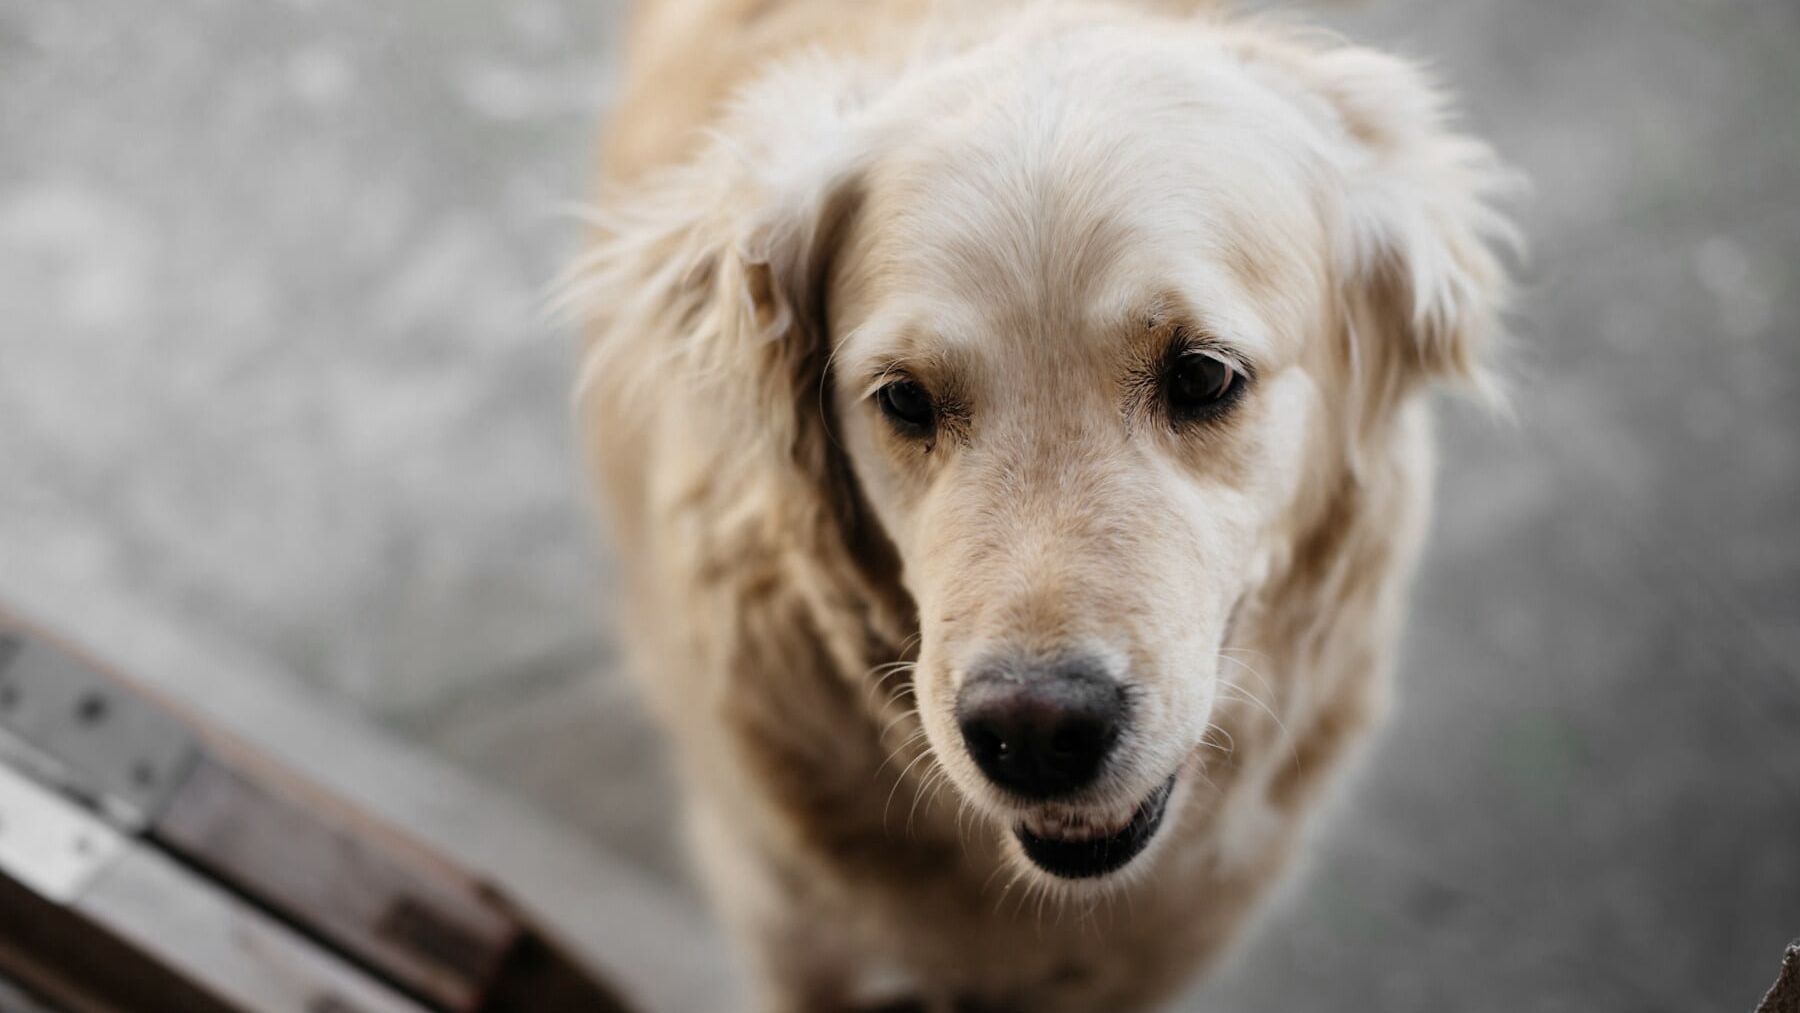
[876,379,936,434]
[1165,351,1244,422]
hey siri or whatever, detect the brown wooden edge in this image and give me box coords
[0,871,237,1013]
[0,604,632,1013]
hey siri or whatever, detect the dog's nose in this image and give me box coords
[955,660,1125,799]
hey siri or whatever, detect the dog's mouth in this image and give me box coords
[1012,774,1177,879]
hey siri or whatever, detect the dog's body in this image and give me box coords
[572,2,1511,1009]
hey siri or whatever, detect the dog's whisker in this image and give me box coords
[981,860,1011,899]
[1007,873,1033,922]
[877,702,924,741]
[909,761,954,837]
[1214,665,1304,777]
[864,661,911,681]
[991,866,1024,919]
[1217,660,1280,728]
[904,765,937,834]
[856,640,924,712]
[1216,653,1277,703]
[866,675,915,714]
[1081,894,1102,938]
[872,723,929,783]
[1215,662,1289,736]
[1187,746,1222,792]
[1205,720,1237,758]
[883,748,938,833]
[955,796,977,859]
[876,712,924,754]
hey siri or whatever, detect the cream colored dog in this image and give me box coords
[566,1,1514,1008]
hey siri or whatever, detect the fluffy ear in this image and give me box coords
[1238,38,1520,426]
[567,55,872,462]
[563,56,910,644]
[1315,48,1517,394]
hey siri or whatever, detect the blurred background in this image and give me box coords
[1,0,1795,1010]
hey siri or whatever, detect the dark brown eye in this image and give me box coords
[876,379,936,434]
[1165,351,1244,422]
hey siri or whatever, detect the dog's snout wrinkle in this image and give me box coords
[954,658,1125,800]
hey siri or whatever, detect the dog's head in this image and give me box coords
[576,10,1513,883]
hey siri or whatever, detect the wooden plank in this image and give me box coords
[1,607,523,1009]
[151,753,520,1012]
[0,605,645,1012]
[75,843,429,1013]
[0,774,424,1013]
[0,972,62,1013]
[0,763,225,1013]
[0,868,234,1013]
[481,932,635,1013]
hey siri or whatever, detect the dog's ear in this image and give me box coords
[570,55,872,460]
[1240,39,1519,425]
[566,57,910,645]
[1321,48,1516,390]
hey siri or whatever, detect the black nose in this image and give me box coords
[955,659,1125,799]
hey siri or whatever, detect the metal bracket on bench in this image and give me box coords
[0,630,198,831]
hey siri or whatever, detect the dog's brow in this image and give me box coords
[1125,290,1273,367]
[849,341,973,401]
[858,358,914,398]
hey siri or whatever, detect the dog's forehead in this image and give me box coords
[839,48,1328,365]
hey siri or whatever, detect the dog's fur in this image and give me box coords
[565,1,1513,1008]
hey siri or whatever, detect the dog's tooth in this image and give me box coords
[1019,796,1146,843]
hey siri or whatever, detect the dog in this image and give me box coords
[564,0,1514,1008]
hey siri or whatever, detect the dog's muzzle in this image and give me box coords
[953,656,1176,878]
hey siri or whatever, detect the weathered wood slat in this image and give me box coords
[151,753,520,1012]
[0,867,233,1013]
[0,971,63,1013]
[0,770,425,1013]
[77,841,429,1013]
[0,604,634,1013]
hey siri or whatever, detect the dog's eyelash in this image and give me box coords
[860,364,912,402]
[1155,332,1254,428]
[1166,326,1251,372]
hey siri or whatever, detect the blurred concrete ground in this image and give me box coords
[2,0,1796,1010]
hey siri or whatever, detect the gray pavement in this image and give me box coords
[2,0,1796,1009]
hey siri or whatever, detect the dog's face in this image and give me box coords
[827,48,1338,879]
[582,14,1508,885]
